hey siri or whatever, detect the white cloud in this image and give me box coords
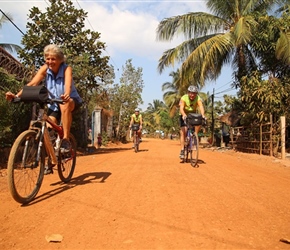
[86,4,165,60]
[82,1,208,61]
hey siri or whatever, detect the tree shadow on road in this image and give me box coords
[23,172,111,206]
[130,149,149,153]
[80,147,131,156]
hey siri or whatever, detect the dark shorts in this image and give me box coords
[47,98,82,122]
[72,97,82,111]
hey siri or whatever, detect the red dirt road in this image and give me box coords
[1,138,290,250]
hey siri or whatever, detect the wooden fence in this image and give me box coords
[228,117,282,157]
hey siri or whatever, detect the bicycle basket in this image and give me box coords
[21,85,49,103]
[132,124,140,131]
[187,113,202,126]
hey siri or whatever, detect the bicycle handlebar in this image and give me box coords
[12,97,64,105]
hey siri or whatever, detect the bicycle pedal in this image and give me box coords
[44,166,54,175]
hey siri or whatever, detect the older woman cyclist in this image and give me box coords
[5,44,82,173]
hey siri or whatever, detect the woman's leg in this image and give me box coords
[59,98,75,139]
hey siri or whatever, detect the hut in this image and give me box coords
[218,111,241,147]
[0,46,26,80]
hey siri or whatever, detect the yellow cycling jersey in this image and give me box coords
[179,94,202,115]
[131,113,142,124]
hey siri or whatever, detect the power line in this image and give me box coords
[215,80,233,91]
[44,0,50,6]
[215,87,235,95]
[75,0,119,71]
[0,9,25,36]
[75,0,94,31]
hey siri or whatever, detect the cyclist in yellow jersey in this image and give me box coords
[179,86,206,159]
[129,108,143,142]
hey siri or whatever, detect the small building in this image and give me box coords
[91,106,113,146]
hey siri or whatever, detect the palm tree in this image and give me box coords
[156,0,289,89]
[145,100,167,134]
[0,13,22,53]
[275,4,290,66]
[162,69,181,117]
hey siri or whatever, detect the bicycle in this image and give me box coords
[181,113,205,167]
[7,86,77,204]
[131,124,140,153]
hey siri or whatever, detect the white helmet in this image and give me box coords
[187,85,198,93]
[134,108,140,112]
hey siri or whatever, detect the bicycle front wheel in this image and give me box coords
[190,132,199,167]
[182,136,189,163]
[7,130,45,204]
[57,133,76,183]
[134,133,139,153]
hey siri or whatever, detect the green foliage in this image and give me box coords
[0,69,31,146]
[161,69,182,117]
[239,71,290,124]
[144,99,166,133]
[143,99,180,135]
[275,8,290,66]
[101,131,109,146]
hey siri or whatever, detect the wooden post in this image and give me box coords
[211,89,215,146]
[260,124,262,155]
[281,116,285,160]
[220,123,224,147]
[270,114,273,157]
[230,127,234,149]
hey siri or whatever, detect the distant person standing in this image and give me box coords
[97,133,102,148]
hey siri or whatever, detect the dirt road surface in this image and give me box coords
[1,138,290,250]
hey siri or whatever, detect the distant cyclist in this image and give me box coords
[129,108,143,142]
[179,86,206,159]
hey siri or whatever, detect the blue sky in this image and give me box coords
[1,0,237,110]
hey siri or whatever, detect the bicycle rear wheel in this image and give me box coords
[190,132,199,167]
[57,133,77,183]
[7,130,45,204]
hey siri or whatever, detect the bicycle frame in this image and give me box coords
[30,106,64,166]
[185,127,193,148]
[133,129,139,152]
[131,124,140,153]
[182,116,202,167]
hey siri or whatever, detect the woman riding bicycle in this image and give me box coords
[5,44,82,173]
[179,86,206,159]
[5,44,82,148]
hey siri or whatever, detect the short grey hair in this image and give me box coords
[43,44,65,62]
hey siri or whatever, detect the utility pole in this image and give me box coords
[211,88,215,146]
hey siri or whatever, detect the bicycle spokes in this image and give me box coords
[7,130,45,204]
[57,134,76,183]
